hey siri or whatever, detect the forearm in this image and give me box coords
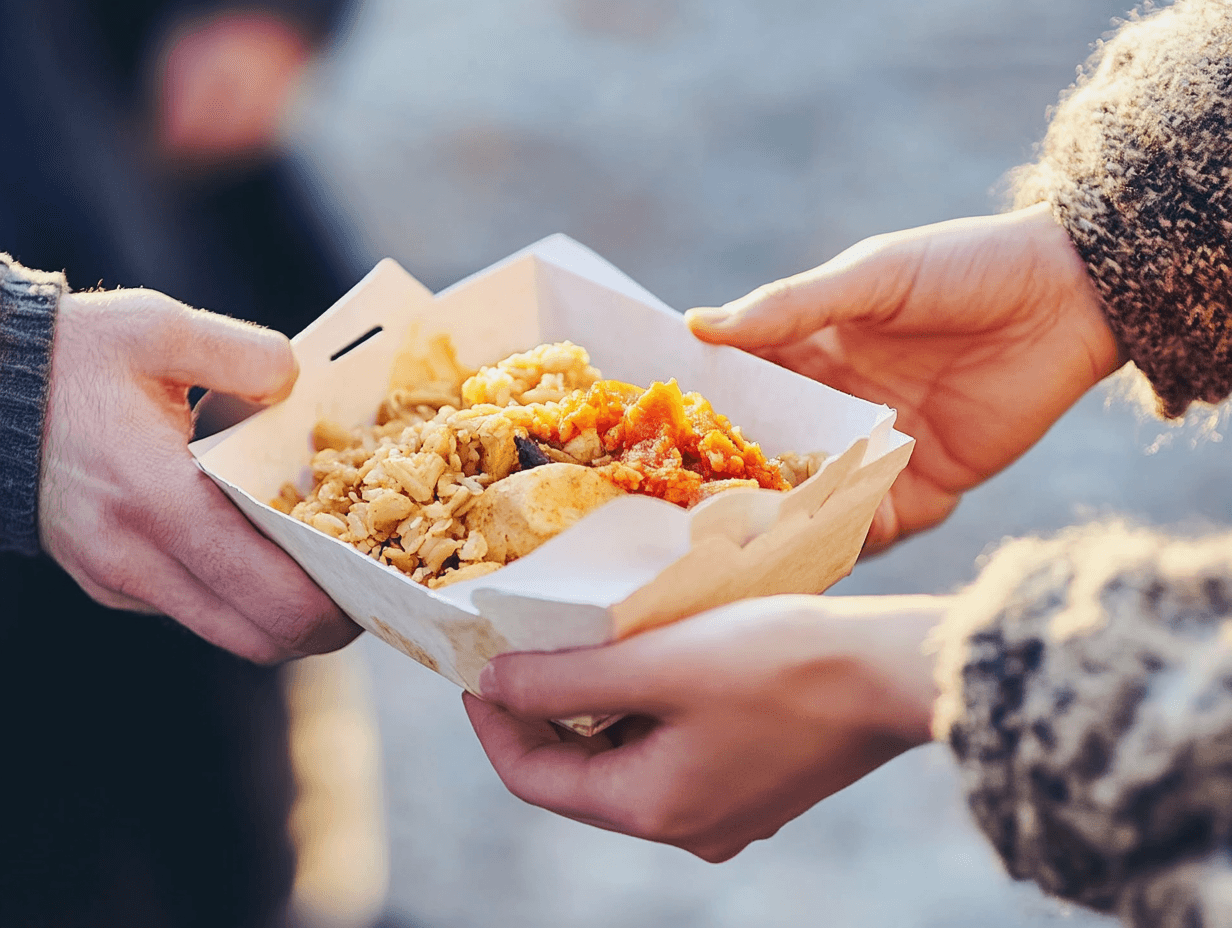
[933,523,1232,927]
[0,254,66,555]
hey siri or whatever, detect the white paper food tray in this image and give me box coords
[191,235,913,735]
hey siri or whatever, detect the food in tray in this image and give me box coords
[272,338,825,589]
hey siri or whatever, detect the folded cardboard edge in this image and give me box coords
[438,233,674,316]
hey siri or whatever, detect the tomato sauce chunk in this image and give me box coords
[542,378,789,507]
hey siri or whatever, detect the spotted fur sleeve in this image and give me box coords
[1012,0,1232,418]
[933,524,1232,928]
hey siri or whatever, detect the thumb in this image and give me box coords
[124,290,299,402]
[478,641,672,721]
[685,232,919,350]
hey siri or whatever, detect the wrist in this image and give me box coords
[794,594,948,749]
[1014,202,1126,384]
[869,595,948,748]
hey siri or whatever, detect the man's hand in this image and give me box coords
[38,288,358,663]
[466,595,943,863]
[686,203,1123,553]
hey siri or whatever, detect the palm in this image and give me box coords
[466,594,944,863]
[691,206,1120,550]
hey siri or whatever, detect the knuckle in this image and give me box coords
[160,303,200,348]
[243,639,296,666]
[74,571,137,612]
[80,544,140,598]
[690,840,743,864]
[105,490,148,528]
[258,588,348,656]
[492,665,534,715]
[626,792,698,843]
[134,289,188,328]
[128,295,194,357]
[305,617,361,654]
[249,323,292,361]
[860,231,892,254]
[133,287,182,310]
[262,603,323,655]
[753,278,795,310]
[506,779,544,810]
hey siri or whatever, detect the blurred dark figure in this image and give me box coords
[0,2,356,926]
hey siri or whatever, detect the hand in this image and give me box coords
[156,11,311,165]
[38,288,358,663]
[686,204,1123,553]
[466,594,944,862]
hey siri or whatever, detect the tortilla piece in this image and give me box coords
[694,478,761,502]
[465,463,625,563]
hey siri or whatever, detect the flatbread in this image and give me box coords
[464,463,625,562]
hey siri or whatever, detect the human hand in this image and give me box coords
[687,203,1123,553]
[156,11,312,165]
[466,594,944,862]
[38,288,358,662]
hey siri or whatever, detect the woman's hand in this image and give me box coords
[687,204,1123,553]
[466,594,945,862]
[38,287,359,663]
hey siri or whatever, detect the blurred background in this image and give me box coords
[8,0,1226,926]
[283,2,1203,927]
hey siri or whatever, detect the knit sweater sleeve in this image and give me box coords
[937,6,1232,920]
[1011,0,1232,418]
[0,254,65,555]
[932,524,1232,928]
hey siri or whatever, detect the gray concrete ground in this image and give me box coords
[286,1,1226,925]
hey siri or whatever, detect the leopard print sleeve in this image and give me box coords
[933,523,1232,928]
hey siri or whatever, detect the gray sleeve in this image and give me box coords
[933,524,1232,928]
[0,253,66,555]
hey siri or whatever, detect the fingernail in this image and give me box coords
[478,660,498,699]
[685,307,732,329]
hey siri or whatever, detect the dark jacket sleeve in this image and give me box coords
[0,254,65,555]
[1012,0,1232,418]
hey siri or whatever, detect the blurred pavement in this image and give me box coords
[288,2,1225,925]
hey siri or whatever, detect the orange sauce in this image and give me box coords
[528,379,789,507]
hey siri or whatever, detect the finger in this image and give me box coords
[861,467,962,557]
[684,233,918,350]
[119,290,298,402]
[79,537,296,663]
[860,495,901,556]
[148,462,358,655]
[142,564,297,664]
[463,693,637,831]
[478,637,677,721]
